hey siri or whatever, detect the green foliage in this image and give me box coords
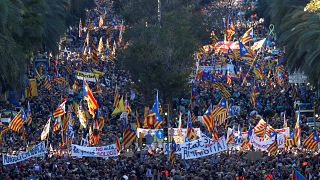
[117,0,158,25]
[117,1,206,103]
[0,0,94,92]
[257,0,320,84]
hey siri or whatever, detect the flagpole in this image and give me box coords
[241,48,262,86]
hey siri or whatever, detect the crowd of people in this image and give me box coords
[0,0,319,179]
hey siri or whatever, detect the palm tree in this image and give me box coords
[257,0,320,83]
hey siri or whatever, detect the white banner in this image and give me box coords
[3,142,46,165]
[164,133,209,154]
[227,127,290,141]
[76,71,99,82]
[250,133,285,151]
[181,137,227,159]
[71,144,118,158]
[137,128,201,144]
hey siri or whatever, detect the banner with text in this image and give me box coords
[181,136,227,159]
[3,142,46,165]
[76,71,100,82]
[71,144,118,158]
[250,133,285,151]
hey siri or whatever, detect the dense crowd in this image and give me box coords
[0,0,319,179]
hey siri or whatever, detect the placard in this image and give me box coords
[3,142,46,165]
[71,144,118,158]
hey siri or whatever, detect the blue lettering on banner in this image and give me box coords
[3,142,47,165]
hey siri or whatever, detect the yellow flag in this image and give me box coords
[112,96,125,116]
[98,37,104,53]
[99,15,104,27]
[25,79,38,98]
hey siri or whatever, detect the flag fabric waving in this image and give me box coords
[212,82,231,99]
[98,37,104,53]
[9,110,27,132]
[240,27,254,44]
[239,41,249,57]
[113,86,120,107]
[294,111,301,147]
[186,111,197,140]
[78,106,87,128]
[254,119,267,137]
[292,168,306,180]
[83,80,99,117]
[226,20,235,41]
[53,101,66,118]
[303,130,319,151]
[267,134,278,156]
[99,15,104,28]
[251,38,266,50]
[169,139,177,164]
[43,77,52,90]
[202,106,213,132]
[122,125,136,148]
[116,137,121,152]
[41,118,51,140]
[112,96,125,116]
[91,43,99,61]
[212,98,228,126]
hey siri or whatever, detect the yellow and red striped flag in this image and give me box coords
[99,15,104,28]
[83,80,99,117]
[43,77,52,90]
[113,86,120,107]
[91,43,99,61]
[202,106,213,132]
[240,27,254,44]
[53,101,66,118]
[169,139,176,164]
[294,111,301,147]
[8,110,27,132]
[41,118,51,140]
[254,119,267,137]
[226,21,235,41]
[98,37,104,53]
[267,136,278,156]
[52,118,60,133]
[116,137,121,152]
[186,111,197,140]
[303,130,319,151]
[122,126,136,148]
[53,77,67,86]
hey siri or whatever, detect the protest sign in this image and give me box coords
[71,144,118,158]
[164,133,209,154]
[181,137,227,159]
[76,71,100,82]
[3,142,46,165]
[137,128,201,144]
[250,132,285,151]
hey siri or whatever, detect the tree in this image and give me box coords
[117,0,207,104]
[0,0,94,92]
[257,0,320,84]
